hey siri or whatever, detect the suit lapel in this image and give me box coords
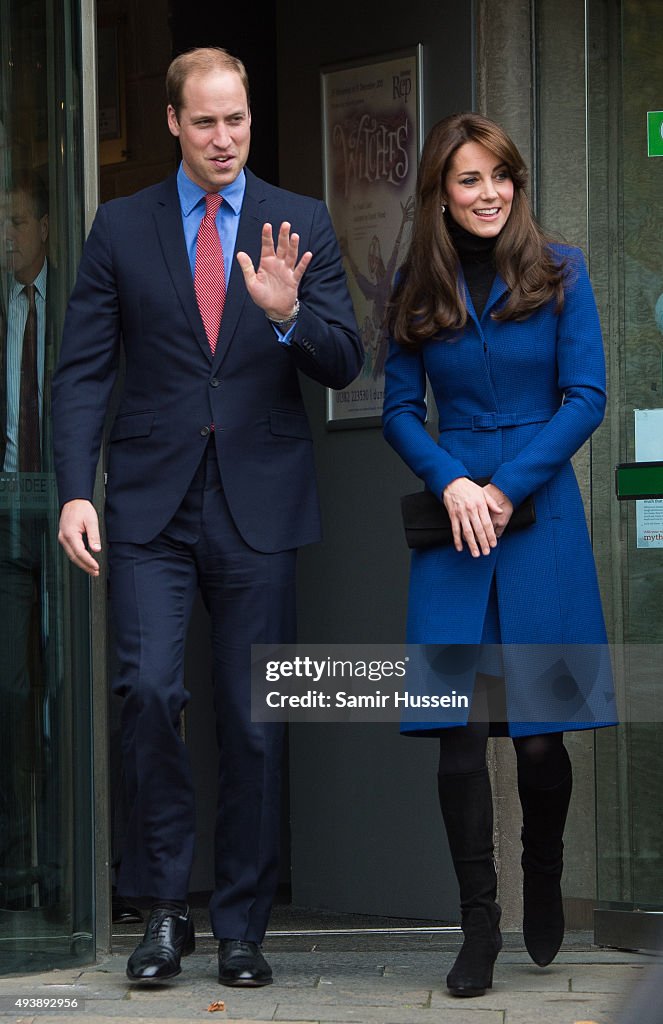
[212,171,265,369]
[42,267,54,463]
[152,175,212,362]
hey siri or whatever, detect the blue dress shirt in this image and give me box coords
[176,163,295,344]
[177,163,244,288]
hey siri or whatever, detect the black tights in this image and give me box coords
[437,720,571,790]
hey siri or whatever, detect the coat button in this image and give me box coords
[210,377,220,387]
[200,426,210,437]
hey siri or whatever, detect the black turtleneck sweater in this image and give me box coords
[446,215,497,320]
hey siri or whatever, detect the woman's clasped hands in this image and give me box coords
[443,477,514,557]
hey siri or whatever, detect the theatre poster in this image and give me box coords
[321,47,422,428]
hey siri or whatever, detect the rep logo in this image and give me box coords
[392,71,412,103]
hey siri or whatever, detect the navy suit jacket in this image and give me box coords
[52,169,362,552]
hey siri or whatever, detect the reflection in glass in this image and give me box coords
[588,0,663,916]
[0,0,94,971]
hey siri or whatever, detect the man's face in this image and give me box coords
[2,190,48,284]
[167,70,251,192]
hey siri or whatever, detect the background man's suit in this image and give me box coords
[0,271,56,472]
[52,166,361,942]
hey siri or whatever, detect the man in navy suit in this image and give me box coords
[52,47,361,986]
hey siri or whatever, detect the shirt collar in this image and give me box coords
[9,259,48,302]
[177,162,246,218]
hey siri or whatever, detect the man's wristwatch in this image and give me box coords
[266,299,300,330]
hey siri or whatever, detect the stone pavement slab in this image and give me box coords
[0,933,656,1024]
[570,966,648,993]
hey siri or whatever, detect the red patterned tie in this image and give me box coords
[194,193,226,354]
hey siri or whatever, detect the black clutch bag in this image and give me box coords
[401,478,536,550]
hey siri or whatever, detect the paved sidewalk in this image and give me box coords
[0,930,656,1024]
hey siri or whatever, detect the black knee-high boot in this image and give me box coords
[437,768,502,997]
[518,770,572,966]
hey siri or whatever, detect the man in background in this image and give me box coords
[0,171,60,910]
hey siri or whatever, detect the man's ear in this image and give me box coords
[166,104,180,138]
[40,214,49,244]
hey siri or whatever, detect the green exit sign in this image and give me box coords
[615,461,663,499]
[647,111,663,156]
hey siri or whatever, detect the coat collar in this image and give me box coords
[460,268,506,413]
[463,270,509,330]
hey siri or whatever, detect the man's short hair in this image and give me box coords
[10,170,49,220]
[166,47,250,118]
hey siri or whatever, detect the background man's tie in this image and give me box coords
[194,193,226,354]
[19,283,41,472]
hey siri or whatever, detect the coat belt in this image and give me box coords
[437,408,559,432]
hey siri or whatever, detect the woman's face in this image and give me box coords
[443,141,514,237]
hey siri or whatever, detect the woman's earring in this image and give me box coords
[441,203,446,214]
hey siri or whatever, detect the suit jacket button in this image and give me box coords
[200,426,210,437]
[210,377,220,387]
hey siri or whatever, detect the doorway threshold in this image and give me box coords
[267,924,461,936]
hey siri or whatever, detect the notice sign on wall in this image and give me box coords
[635,409,663,547]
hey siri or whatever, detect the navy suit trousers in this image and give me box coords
[109,440,296,942]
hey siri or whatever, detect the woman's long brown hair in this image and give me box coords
[388,112,566,349]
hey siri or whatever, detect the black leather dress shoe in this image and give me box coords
[126,906,194,982]
[112,892,144,924]
[218,939,273,987]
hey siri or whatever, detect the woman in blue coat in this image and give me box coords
[383,113,616,998]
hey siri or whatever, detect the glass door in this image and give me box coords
[0,0,95,971]
[588,0,663,947]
